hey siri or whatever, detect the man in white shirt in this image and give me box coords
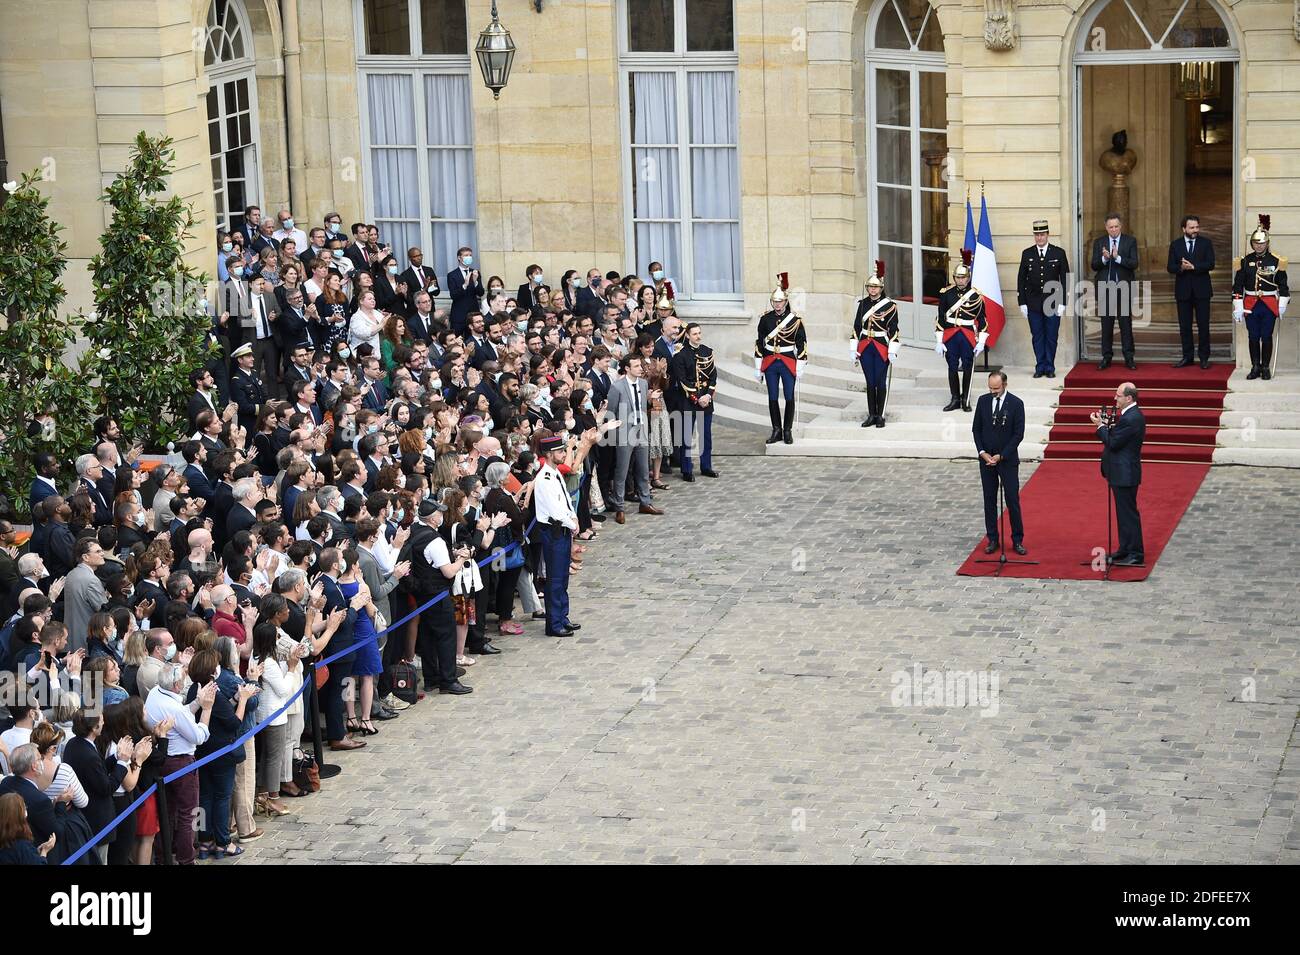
[271,209,308,251]
[144,665,216,864]
[533,435,580,637]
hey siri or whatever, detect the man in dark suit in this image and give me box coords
[1166,214,1216,369]
[75,455,112,526]
[186,368,221,433]
[275,286,311,367]
[972,371,1026,555]
[401,247,441,311]
[1016,219,1071,379]
[574,269,606,320]
[0,745,64,848]
[446,246,483,336]
[29,452,62,513]
[407,290,437,343]
[223,478,260,545]
[61,715,132,859]
[652,315,685,471]
[344,223,374,274]
[1093,382,1146,566]
[586,346,616,504]
[249,218,281,257]
[1091,213,1140,370]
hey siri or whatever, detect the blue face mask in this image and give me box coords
[368,423,379,433]
[231,266,244,278]
[222,242,233,253]
[651,270,665,281]
[327,222,340,234]
[387,265,399,275]
[461,255,473,267]
[532,273,543,285]
[331,248,343,259]
[284,218,295,230]
[394,508,405,523]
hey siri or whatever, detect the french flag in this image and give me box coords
[972,195,1006,348]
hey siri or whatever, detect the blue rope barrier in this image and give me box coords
[63,522,538,865]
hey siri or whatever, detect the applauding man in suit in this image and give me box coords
[972,372,1026,555]
[1092,382,1146,566]
[1091,213,1139,370]
[605,354,663,524]
[1167,215,1216,369]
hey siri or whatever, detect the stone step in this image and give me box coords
[764,438,1017,460]
[1220,410,1300,430]
[797,420,1053,445]
[1212,447,1300,467]
[1214,427,1300,449]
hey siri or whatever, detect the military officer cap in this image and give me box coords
[1032,219,1050,234]
[538,435,565,455]
[418,498,447,517]
[231,342,254,358]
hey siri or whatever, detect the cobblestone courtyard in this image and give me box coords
[243,431,1300,864]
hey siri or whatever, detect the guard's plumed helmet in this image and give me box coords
[1250,213,1271,247]
[655,280,676,311]
[866,259,885,291]
[953,248,973,281]
[771,272,789,304]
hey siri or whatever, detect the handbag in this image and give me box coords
[312,661,329,690]
[385,660,418,705]
[292,747,320,793]
[491,522,526,571]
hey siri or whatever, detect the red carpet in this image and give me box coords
[956,460,1210,581]
[957,361,1228,581]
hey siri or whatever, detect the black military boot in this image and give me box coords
[1247,339,1261,379]
[782,399,795,444]
[943,369,961,411]
[765,400,783,443]
[874,388,887,428]
[1261,339,1273,380]
[961,368,973,412]
[861,387,876,427]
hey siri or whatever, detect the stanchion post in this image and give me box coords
[305,661,341,780]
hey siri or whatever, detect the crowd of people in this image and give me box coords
[0,205,727,865]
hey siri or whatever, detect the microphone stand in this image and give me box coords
[975,408,1038,575]
[1079,405,1116,581]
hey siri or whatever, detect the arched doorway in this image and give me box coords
[863,0,948,345]
[204,0,262,233]
[1072,0,1240,361]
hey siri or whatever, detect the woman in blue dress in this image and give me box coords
[340,553,384,737]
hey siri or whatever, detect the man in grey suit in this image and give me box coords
[63,537,109,654]
[355,517,412,719]
[1091,213,1140,370]
[605,354,664,524]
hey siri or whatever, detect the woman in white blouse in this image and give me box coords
[250,613,305,815]
[349,289,384,355]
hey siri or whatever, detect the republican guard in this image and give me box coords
[852,261,900,429]
[754,272,809,445]
[935,249,988,413]
[1232,214,1289,381]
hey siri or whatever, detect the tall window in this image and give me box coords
[356,0,476,274]
[204,0,260,233]
[866,0,947,343]
[620,0,741,298]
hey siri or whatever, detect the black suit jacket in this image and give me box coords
[344,243,373,275]
[274,300,310,352]
[406,310,435,344]
[1098,405,1146,488]
[575,286,605,319]
[587,369,613,410]
[61,735,129,836]
[224,503,257,544]
[374,272,409,316]
[972,392,1025,465]
[1090,233,1139,283]
[401,265,441,306]
[446,268,484,332]
[187,390,219,433]
[0,776,61,846]
[1167,235,1215,301]
[81,479,112,526]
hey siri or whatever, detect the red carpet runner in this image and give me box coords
[957,362,1229,581]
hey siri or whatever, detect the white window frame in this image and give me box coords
[205,0,261,233]
[617,0,741,301]
[354,0,476,277]
[864,0,947,345]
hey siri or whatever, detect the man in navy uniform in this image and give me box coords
[1016,219,1071,379]
[753,273,808,445]
[228,341,268,434]
[534,434,580,636]
[1166,214,1216,369]
[972,371,1026,555]
[670,323,719,480]
[936,250,988,412]
[1091,212,1140,370]
[1092,382,1146,566]
[1232,214,1289,380]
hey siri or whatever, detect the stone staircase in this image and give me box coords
[710,340,1300,467]
[712,342,1059,460]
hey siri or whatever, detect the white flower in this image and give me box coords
[1,181,16,194]
[97,347,112,360]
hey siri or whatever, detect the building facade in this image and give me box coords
[2,0,1298,368]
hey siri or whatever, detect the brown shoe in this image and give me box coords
[638,504,664,515]
[614,511,626,524]
[329,738,366,751]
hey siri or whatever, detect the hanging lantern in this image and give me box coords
[1176,61,1220,101]
[475,0,516,101]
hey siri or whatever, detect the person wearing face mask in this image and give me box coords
[515,263,546,311]
[85,611,125,667]
[373,253,409,316]
[216,232,236,281]
[447,246,484,336]
[135,629,177,697]
[218,254,255,357]
[271,209,307,251]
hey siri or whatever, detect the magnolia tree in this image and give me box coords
[0,174,95,514]
[84,132,215,449]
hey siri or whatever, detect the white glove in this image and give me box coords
[755,370,764,382]
[1232,300,1244,323]
[934,330,945,356]
[1281,296,1289,316]
[974,332,988,356]
[850,341,861,360]
[796,359,807,377]
[754,356,763,381]
[1019,304,1029,318]
[887,343,899,361]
